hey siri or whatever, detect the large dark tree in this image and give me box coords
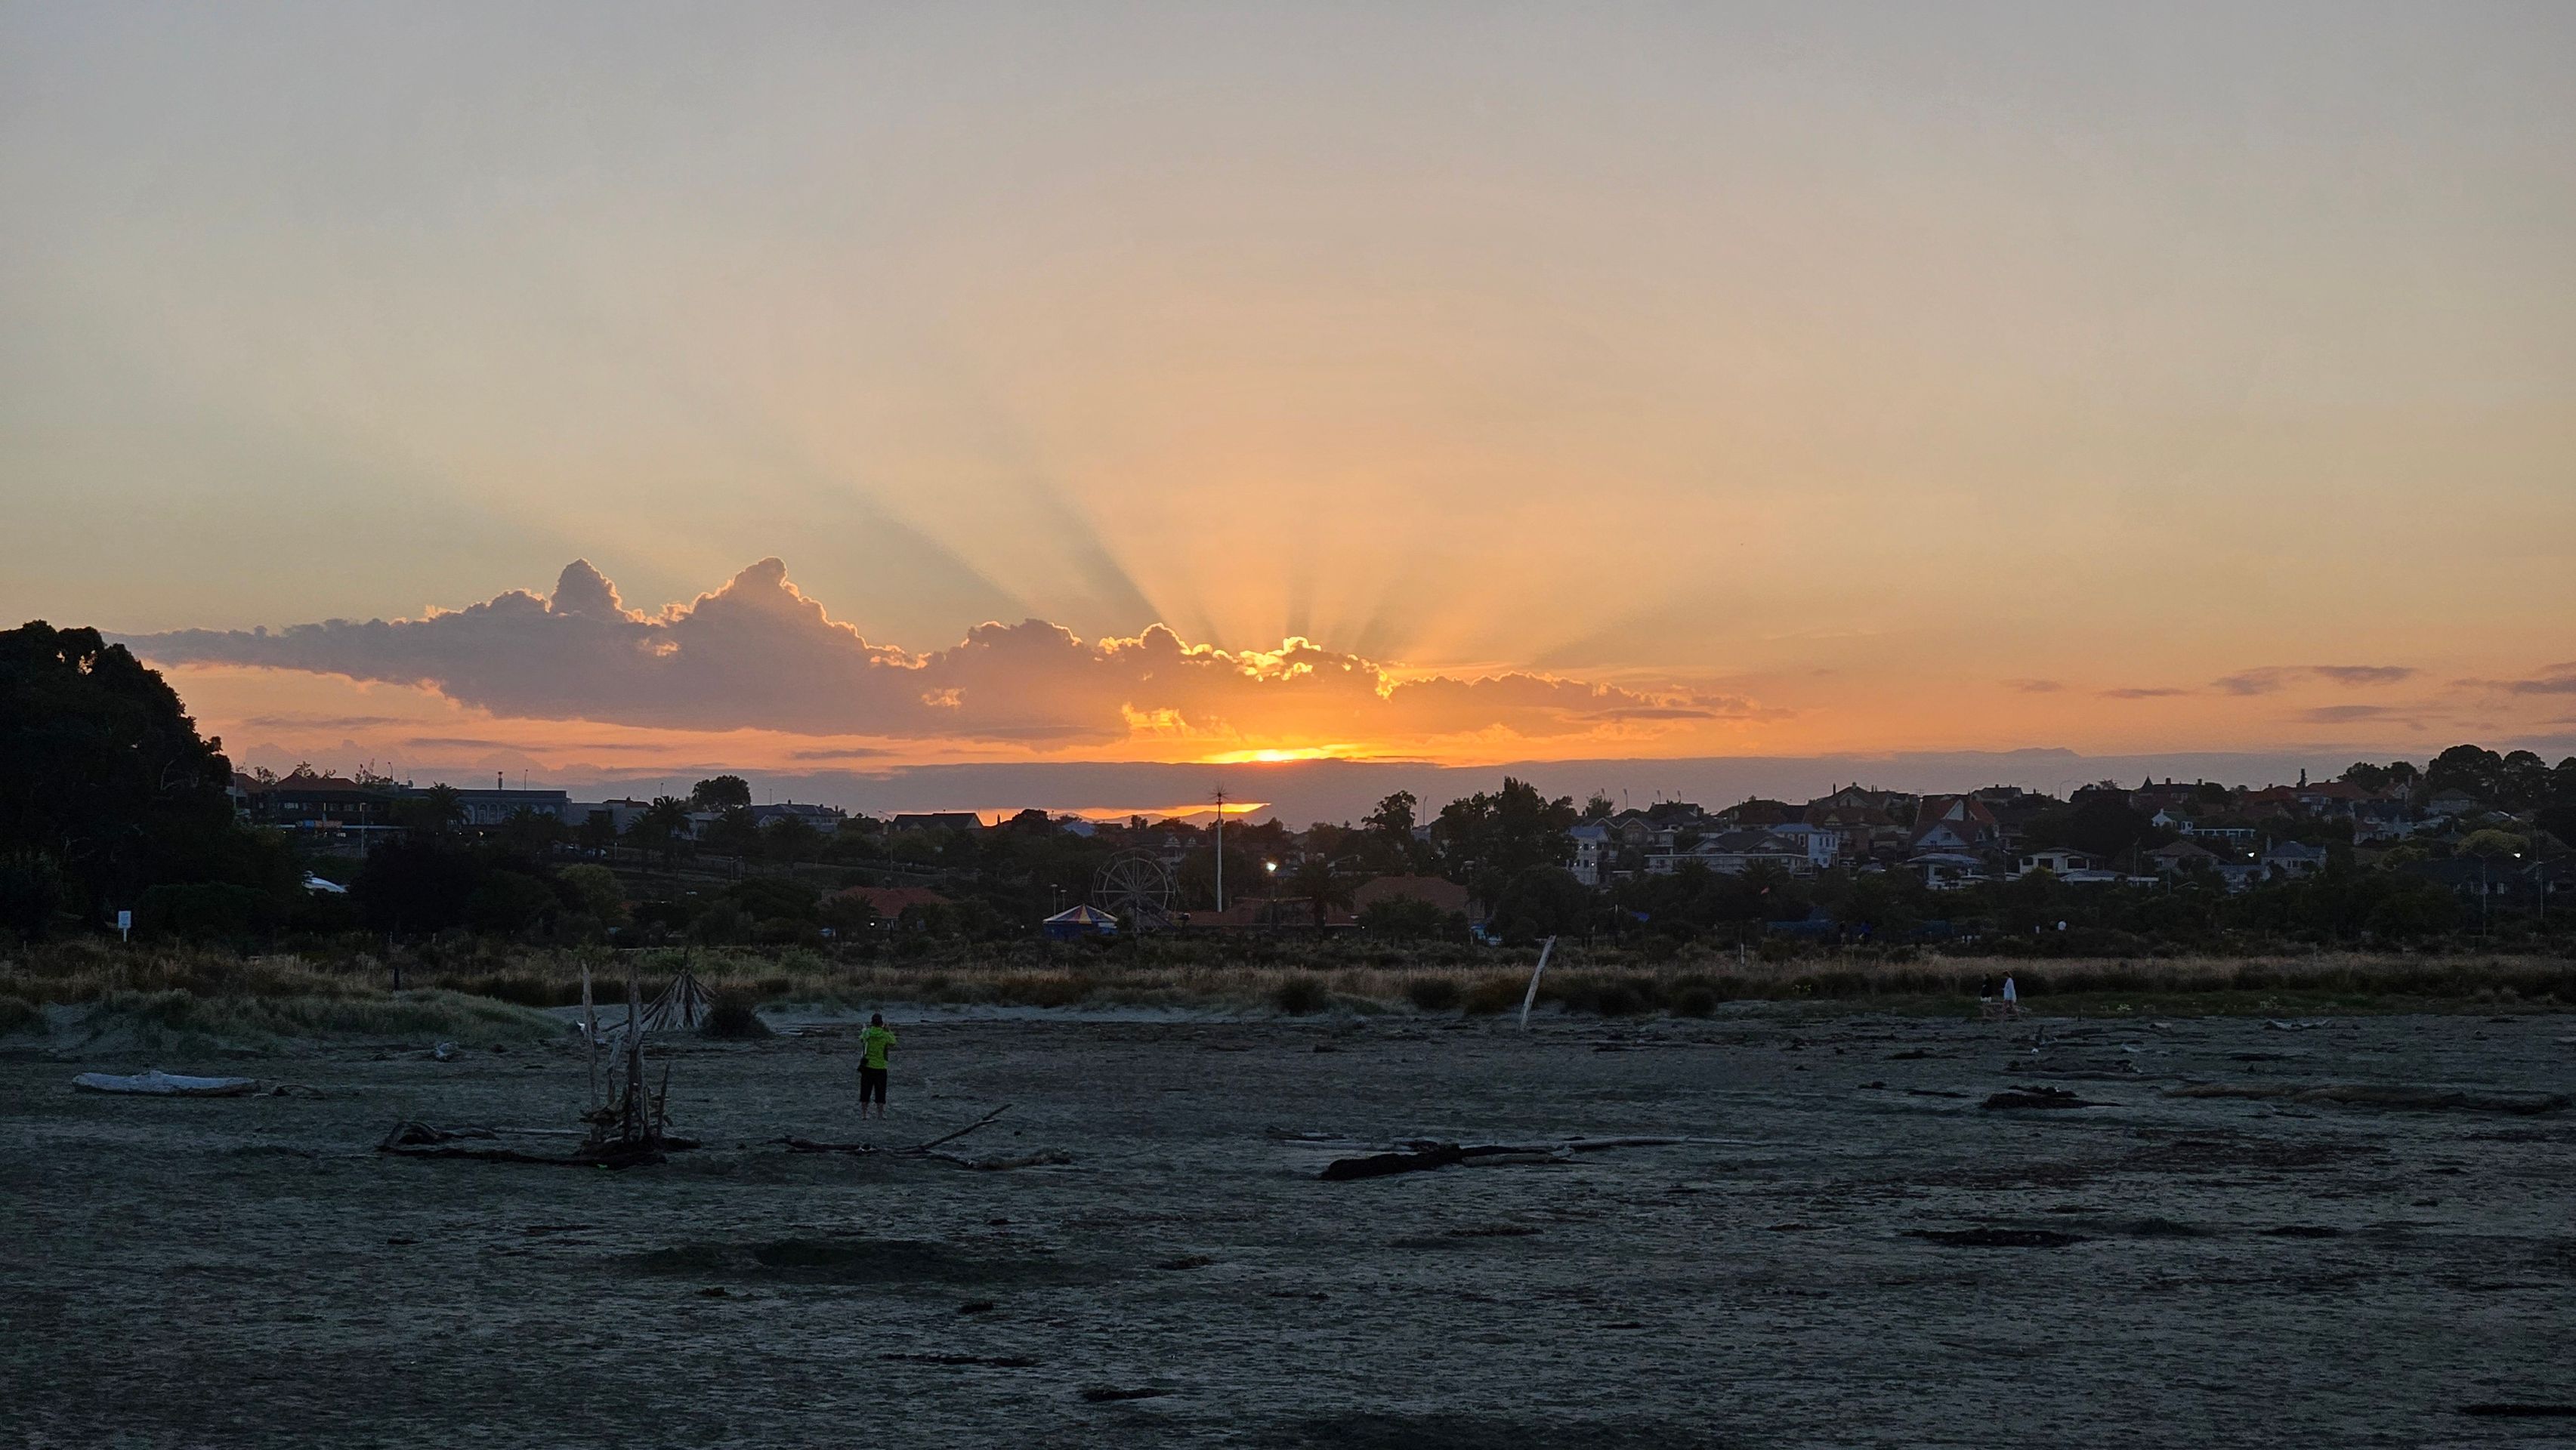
[1,622,256,932]
[690,774,753,810]
[1432,777,1578,905]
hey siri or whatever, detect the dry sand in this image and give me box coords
[5,1008,2574,1448]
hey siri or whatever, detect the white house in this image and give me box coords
[2012,847,2099,879]
[1565,822,1611,887]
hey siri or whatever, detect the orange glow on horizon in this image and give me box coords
[1198,745,1362,764]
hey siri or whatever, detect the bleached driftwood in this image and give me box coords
[1319,1134,1748,1181]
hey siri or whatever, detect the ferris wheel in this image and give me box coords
[1092,850,1176,929]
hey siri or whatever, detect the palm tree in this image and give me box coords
[1287,855,1352,930]
[635,796,694,873]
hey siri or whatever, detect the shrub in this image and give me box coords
[1271,974,1330,1014]
[1460,973,1527,1015]
[1670,982,1721,1017]
[700,992,774,1039]
[1404,976,1462,1011]
[0,993,42,1035]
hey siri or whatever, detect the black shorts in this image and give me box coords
[858,1066,888,1103]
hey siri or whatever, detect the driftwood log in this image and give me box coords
[377,1118,697,1168]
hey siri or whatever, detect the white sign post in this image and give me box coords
[115,910,131,943]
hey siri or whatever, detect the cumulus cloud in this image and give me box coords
[125,559,1740,748]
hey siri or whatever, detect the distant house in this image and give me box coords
[1911,795,2002,856]
[1351,875,1476,921]
[246,772,399,837]
[2351,801,2417,843]
[2262,840,2330,878]
[1651,829,1815,878]
[1564,823,1611,887]
[749,801,848,830]
[826,886,953,924]
[441,786,572,828]
[2145,840,2219,875]
[2424,789,2482,818]
[888,811,985,832]
[2291,781,2375,817]
[564,798,653,835]
[2177,822,2256,845]
[1805,785,1919,859]
[1764,822,1846,871]
[1714,798,1800,828]
[1905,852,1991,892]
[2213,862,2264,893]
[2012,847,2099,879]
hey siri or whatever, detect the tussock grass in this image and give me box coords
[5,940,2571,1026]
[66,988,563,1053]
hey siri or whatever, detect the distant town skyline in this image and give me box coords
[8,5,2573,780]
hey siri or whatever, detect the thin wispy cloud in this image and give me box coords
[2293,704,2415,725]
[2213,665,2417,696]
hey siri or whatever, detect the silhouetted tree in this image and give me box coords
[690,775,752,810]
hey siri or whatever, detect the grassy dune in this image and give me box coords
[5,940,2572,1042]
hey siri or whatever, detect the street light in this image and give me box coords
[1264,859,1279,927]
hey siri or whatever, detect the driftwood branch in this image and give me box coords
[909,1103,1013,1152]
[1319,1134,1747,1181]
[774,1103,1019,1158]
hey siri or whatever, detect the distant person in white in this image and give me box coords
[2001,974,2020,1017]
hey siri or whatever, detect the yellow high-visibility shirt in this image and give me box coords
[860,1026,897,1069]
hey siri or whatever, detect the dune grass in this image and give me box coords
[4,939,2570,1038]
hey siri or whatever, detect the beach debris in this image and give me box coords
[431,1041,458,1062]
[1318,1134,1745,1181]
[1982,1086,2100,1111]
[2167,1082,2568,1115]
[925,1149,1070,1171]
[2460,1405,2576,1418]
[1080,1386,1172,1403]
[70,1069,320,1097]
[777,1103,1020,1159]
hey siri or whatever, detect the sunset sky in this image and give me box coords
[6,4,2572,816]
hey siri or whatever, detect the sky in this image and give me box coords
[5,2,2573,817]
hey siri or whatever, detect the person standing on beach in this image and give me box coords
[2001,974,2020,1018]
[857,1012,897,1118]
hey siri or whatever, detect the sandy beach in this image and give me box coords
[5,1008,2573,1448]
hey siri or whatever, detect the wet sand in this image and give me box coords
[5,1010,2573,1448]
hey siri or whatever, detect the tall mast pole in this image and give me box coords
[1213,785,1226,912]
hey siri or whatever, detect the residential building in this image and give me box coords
[1565,822,1611,887]
[442,786,572,828]
[749,801,848,830]
[1910,795,2003,856]
[888,811,985,832]
[2262,840,2330,878]
[2145,840,2219,875]
[1351,875,1477,921]
[2012,847,2099,878]
[1649,828,1815,877]
[1905,853,1991,891]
